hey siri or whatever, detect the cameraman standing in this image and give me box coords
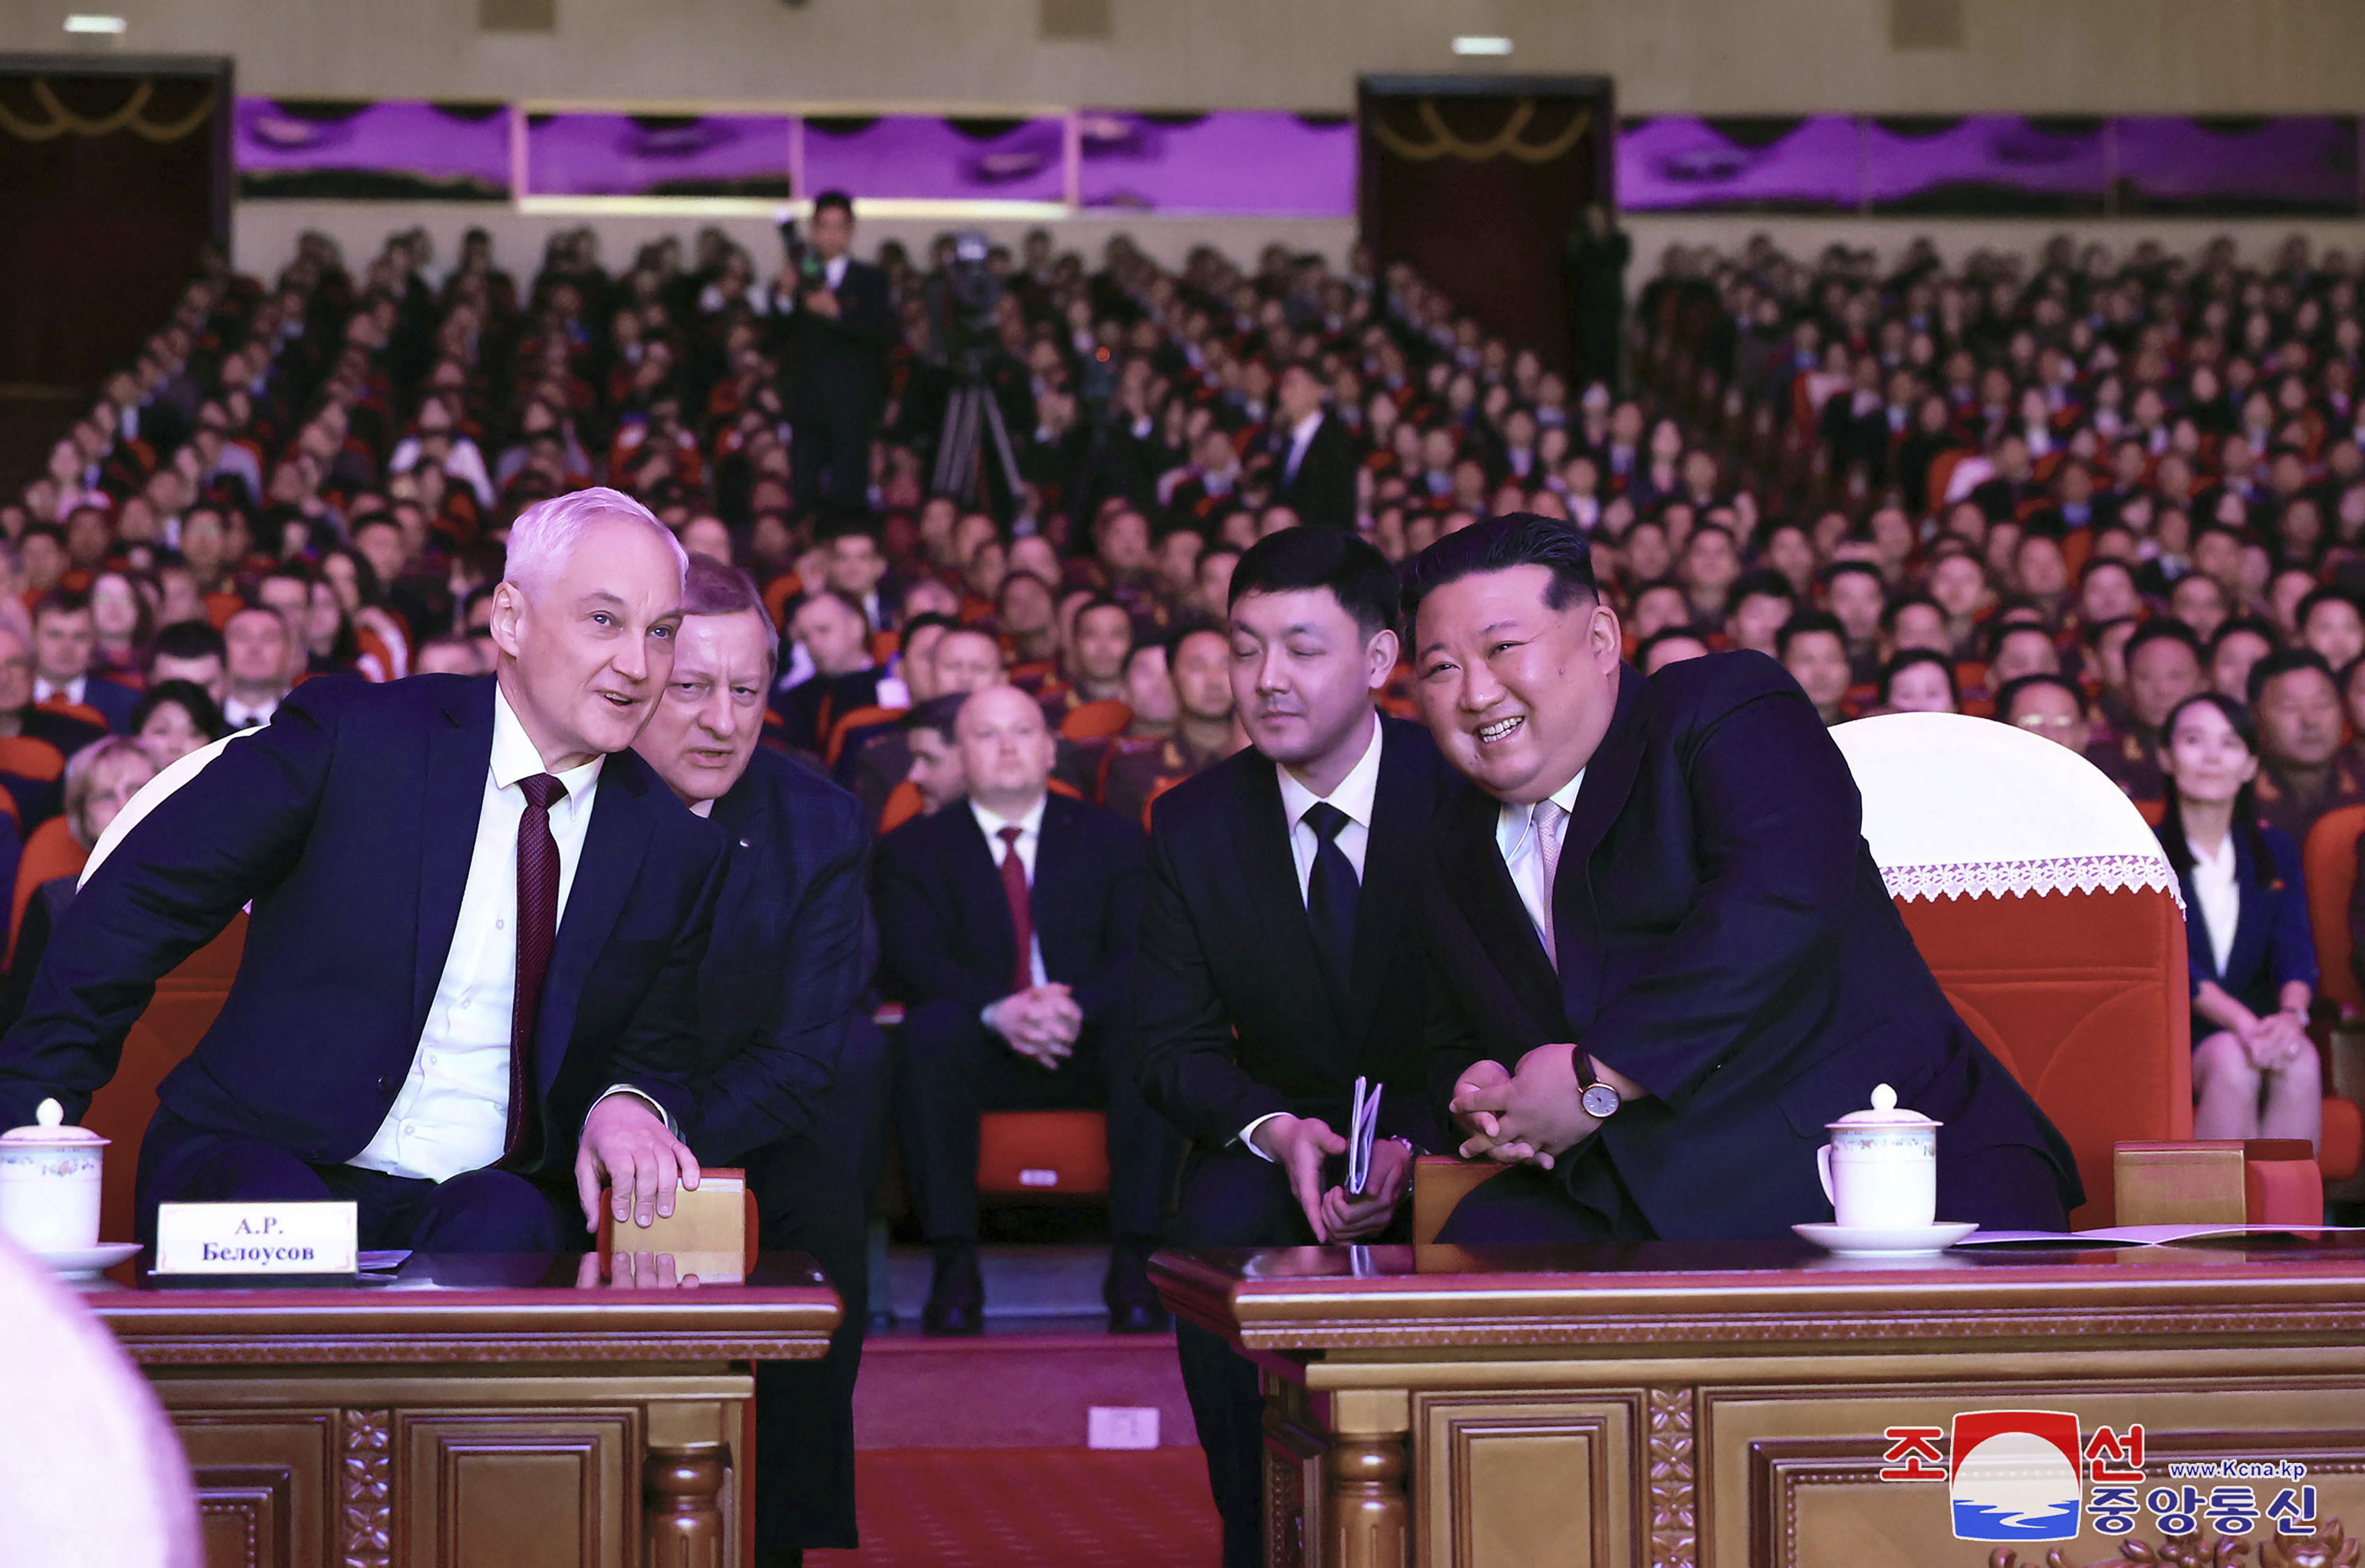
[777,190,895,513]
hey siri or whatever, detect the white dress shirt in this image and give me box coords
[2187,830,2240,980]
[220,693,282,731]
[972,794,1051,1025]
[823,253,850,292]
[1496,769,1588,946]
[1242,717,1385,1159]
[1282,411,1324,485]
[31,675,88,708]
[349,688,604,1182]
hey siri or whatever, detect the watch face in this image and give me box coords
[1581,1082,1621,1119]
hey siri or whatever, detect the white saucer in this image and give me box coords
[33,1242,143,1279]
[1793,1221,1978,1255]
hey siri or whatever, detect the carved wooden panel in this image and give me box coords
[195,1466,292,1568]
[1649,1386,1697,1568]
[1411,1390,1640,1568]
[342,1409,391,1568]
[397,1410,636,1568]
[1264,1379,1326,1568]
[168,1410,336,1568]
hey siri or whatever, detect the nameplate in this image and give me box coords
[153,1202,359,1275]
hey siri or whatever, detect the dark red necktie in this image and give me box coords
[997,824,1033,994]
[506,772,567,1158]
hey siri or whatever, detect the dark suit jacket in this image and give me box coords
[782,259,895,418]
[59,677,139,733]
[1420,652,2082,1240]
[873,792,1144,1035]
[1274,411,1359,532]
[685,748,874,1165]
[2165,822,2316,1025]
[1136,717,1454,1150]
[0,674,728,1180]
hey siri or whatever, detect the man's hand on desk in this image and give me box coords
[574,1094,702,1233]
[1450,1045,1646,1170]
[1319,1136,1412,1243]
[1251,1113,1350,1243]
[574,1250,700,1290]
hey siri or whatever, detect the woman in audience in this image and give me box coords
[87,570,153,679]
[1878,648,1960,714]
[2153,693,2322,1152]
[1,737,157,1029]
[127,681,228,772]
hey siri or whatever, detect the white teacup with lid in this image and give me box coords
[1817,1083,1939,1231]
[0,1098,107,1254]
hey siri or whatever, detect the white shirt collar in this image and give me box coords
[970,792,1049,843]
[1289,410,1324,445]
[1276,712,1383,832]
[1494,768,1587,861]
[491,682,604,800]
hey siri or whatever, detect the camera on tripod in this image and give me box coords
[928,230,1022,515]
[776,212,827,293]
[934,229,1005,368]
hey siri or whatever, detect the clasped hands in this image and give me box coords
[1449,1043,1613,1171]
[2236,1007,2312,1071]
[1250,1114,1413,1244]
[990,982,1083,1070]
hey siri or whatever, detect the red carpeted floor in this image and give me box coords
[805,1447,1222,1568]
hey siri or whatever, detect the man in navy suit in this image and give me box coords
[1404,514,2081,1244]
[0,487,724,1251]
[1134,526,1457,1568]
[874,684,1180,1334]
[778,191,895,513]
[631,554,876,1566]
[30,590,139,732]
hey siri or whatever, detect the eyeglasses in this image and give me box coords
[2013,714,2085,732]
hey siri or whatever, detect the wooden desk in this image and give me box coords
[1154,1237,2365,1568]
[85,1252,840,1568]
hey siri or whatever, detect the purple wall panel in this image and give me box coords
[525,113,789,197]
[237,99,510,198]
[801,116,1066,202]
[2116,117,2358,213]
[1080,111,1353,214]
[1617,116,1859,211]
[1865,117,2107,213]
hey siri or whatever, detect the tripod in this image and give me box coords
[930,364,1024,518]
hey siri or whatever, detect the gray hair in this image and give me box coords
[502,486,687,601]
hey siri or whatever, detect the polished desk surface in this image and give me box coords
[84,1251,843,1366]
[1152,1234,2365,1353]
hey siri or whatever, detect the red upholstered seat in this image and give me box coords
[1058,700,1133,742]
[80,916,246,1244]
[1895,887,2190,1228]
[9,817,89,966]
[977,1110,1109,1199]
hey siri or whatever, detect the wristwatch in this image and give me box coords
[1575,1051,1622,1120]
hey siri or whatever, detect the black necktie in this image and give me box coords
[1302,801,1358,991]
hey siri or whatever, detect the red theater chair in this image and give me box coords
[2297,805,2365,1197]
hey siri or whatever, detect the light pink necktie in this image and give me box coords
[1532,798,1568,968]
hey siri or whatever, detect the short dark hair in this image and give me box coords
[2247,645,2336,707]
[1879,592,1941,635]
[128,678,228,743]
[2297,586,2363,632]
[2125,617,2204,670]
[31,587,91,626]
[1988,619,2059,662]
[1399,512,1598,627]
[899,691,967,746]
[1775,610,1847,661]
[150,620,228,663]
[1880,648,1958,704]
[812,190,854,221]
[1995,673,2088,722]
[2078,554,2137,587]
[1727,568,1796,610]
[899,611,959,654]
[1230,524,1401,639]
[1821,560,1885,593]
[2207,616,2278,659]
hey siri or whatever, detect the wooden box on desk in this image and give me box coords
[2113,1139,2321,1227]
[594,1167,753,1282]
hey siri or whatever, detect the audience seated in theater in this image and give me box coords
[1101,626,1241,826]
[628,554,874,1560]
[29,592,137,732]
[1638,627,1711,674]
[126,681,228,771]
[219,606,299,730]
[1775,611,1852,726]
[2153,693,2322,1153]
[873,684,1180,1336]
[1995,673,2091,753]
[898,694,970,816]
[146,622,228,707]
[2210,618,2279,702]
[0,737,156,1031]
[1722,570,1795,658]
[842,621,1002,821]
[2248,648,2365,841]
[774,590,883,752]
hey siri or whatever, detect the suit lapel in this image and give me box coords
[1439,788,1565,1031]
[1550,665,1647,1028]
[2224,830,2270,993]
[1341,723,1420,1049]
[1231,761,1348,1058]
[534,751,655,1092]
[958,806,1020,982]
[412,677,495,1037]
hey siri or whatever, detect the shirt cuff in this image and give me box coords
[1237,1112,1286,1161]
[586,1085,675,1139]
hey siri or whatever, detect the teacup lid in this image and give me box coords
[0,1098,107,1147]
[1825,1083,1940,1131]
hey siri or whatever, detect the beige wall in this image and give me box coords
[12,0,2365,113]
